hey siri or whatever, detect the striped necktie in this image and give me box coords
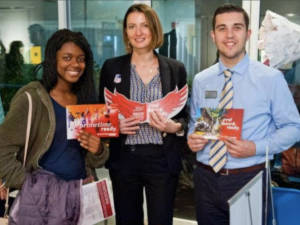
[209,70,233,173]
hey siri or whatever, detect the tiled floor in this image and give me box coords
[174,187,196,220]
[96,217,197,225]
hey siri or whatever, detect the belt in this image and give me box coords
[196,162,265,175]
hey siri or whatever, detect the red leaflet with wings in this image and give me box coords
[148,84,188,120]
[104,84,188,123]
[104,88,147,121]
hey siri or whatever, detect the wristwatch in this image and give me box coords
[162,119,185,137]
[175,125,184,136]
[174,119,184,136]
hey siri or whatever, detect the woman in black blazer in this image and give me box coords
[99,4,188,225]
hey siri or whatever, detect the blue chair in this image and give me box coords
[269,187,300,225]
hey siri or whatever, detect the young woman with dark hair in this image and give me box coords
[0,29,108,225]
[41,29,96,103]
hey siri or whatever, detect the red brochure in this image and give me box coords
[194,108,244,140]
[104,84,188,123]
[66,104,119,139]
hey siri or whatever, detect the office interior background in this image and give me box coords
[0,0,300,222]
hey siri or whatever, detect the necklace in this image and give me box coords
[149,64,156,75]
[147,58,157,75]
[132,55,158,76]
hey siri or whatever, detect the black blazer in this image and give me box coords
[99,53,188,174]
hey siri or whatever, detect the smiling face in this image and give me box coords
[125,11,153,53]
[56,41,86,86]
[211,12,251,67]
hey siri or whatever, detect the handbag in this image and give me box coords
[0,91,32,225]
[281,146,300,176]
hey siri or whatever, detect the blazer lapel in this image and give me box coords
[116,54,131,98]
[158,54,172,96]
[118,53,172,97]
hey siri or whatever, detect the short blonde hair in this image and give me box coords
[123,4,163,53]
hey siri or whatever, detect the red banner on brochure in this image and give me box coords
[97,180,114,218]
[104,84,188,123]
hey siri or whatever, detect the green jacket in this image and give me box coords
[0,81,109,189]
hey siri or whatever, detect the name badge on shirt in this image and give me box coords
[205,90,217,99]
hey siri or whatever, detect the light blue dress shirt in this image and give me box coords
[188,54,300,169]
[0,95,4,124]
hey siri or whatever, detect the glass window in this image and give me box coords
[153,0,198,79]
[70,0,134,92]
[0,0,58,113]
[153,0,242,81]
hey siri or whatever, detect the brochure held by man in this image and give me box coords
[194,108,244,140]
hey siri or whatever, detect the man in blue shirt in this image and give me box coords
[188,4,300,225]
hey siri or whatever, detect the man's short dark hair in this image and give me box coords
[212,4,249,30]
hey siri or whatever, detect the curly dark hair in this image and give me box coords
[41,29,96,104]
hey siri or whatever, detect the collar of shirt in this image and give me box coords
[217,53,250,78]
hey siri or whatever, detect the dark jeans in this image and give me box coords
[109,144,179,225]
[0,200,6,217]
[0,194,14,217]
[193,166,267,225]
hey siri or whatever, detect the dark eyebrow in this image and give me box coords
[215,24,226,29]
[62,53,85,57]
[233,23,245,27]
[215,23,245,29]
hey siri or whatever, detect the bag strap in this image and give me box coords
[3,186,9,218]
[3,91,32,218]
[23,91,33,167]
